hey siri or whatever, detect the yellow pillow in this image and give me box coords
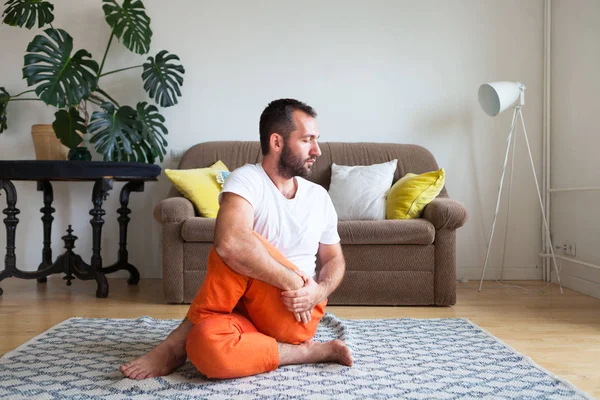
[164,160,229,218]
[386,168,445,219]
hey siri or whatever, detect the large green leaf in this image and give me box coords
[130,140,155,163]
[2,0,54,29]
[142,50,184,108]
[23,28,99,108]
[52,107,85,149]
[135,101,167,162]
[0,87,9,133]
[102,0,152,55]
[88,102,140,161]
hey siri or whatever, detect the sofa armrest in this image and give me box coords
[154,197,195,224]
[422,197,468,230]
[154,197,195,303]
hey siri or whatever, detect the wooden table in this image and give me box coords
[0,161,161,298]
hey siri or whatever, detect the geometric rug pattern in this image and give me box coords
[0,314,592,399]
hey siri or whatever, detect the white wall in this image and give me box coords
[550,0,600,298]
[0,0,546,282]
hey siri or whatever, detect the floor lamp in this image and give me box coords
[477,81,563,293]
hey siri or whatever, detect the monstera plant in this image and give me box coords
[0,0,185,163]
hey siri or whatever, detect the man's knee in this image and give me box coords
[185,314,277,379]
[186,317,236,379]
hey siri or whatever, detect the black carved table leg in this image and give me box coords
[101,181,144,284]
[0,179,20,296]
[88,178,113,298]
[61,226,77,286]
[36,181,55,283]
[52,224,110,295]
[0,180,82,295]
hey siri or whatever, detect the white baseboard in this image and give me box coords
[556,261,600,300]
[457,262,600,299]
[458,266,542,281]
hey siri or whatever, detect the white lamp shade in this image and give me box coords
[478,81,523,116]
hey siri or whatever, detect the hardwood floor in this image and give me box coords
[1,278,599,398]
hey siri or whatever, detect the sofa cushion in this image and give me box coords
[181,217,216,242]
[181,216,435,245]
[386,168,445,219]
[164,160,229,218]
[338,219,435,245]
[328,159,397,221]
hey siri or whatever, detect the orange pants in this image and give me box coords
[185,232,326,379]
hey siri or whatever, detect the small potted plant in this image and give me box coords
[0,0,185,163]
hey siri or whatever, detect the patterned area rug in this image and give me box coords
[0,314,592,400]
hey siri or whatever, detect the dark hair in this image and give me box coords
[259,99,317,155]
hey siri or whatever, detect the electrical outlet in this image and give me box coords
[562,240,576,257]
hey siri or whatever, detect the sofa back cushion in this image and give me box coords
[338,219,435,245]
[179,216,435,245]
[170,141,447,198]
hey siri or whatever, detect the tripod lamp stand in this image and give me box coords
[477,81,563,293]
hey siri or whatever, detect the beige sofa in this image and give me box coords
[155,141,468,306]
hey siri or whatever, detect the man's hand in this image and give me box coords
[282,275,326,324]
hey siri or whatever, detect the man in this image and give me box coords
[120,99,352,380]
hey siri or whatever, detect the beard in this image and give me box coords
[277,142,315,179]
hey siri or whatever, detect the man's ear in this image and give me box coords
[270,133,284,153]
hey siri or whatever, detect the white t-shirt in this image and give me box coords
[219,163,340,278]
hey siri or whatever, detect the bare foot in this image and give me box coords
[279,339,353,367]
[120,320,191,380]
[330,339,353,366]
[308,339,353,366]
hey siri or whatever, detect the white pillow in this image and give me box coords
[328,159,398,221]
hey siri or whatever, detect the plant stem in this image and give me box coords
[99,64,143,78]
[12,89,36,98]
[78,100,90,124]
[89,93,104,104]
[87,98,103,107]
[95,88,120,108]
[98,30,115,79]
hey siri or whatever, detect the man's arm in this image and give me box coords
[280,242,345,312]
[315,241,346,297]
[213,192,304,291]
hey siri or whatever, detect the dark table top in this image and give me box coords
[0,161,161,181]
